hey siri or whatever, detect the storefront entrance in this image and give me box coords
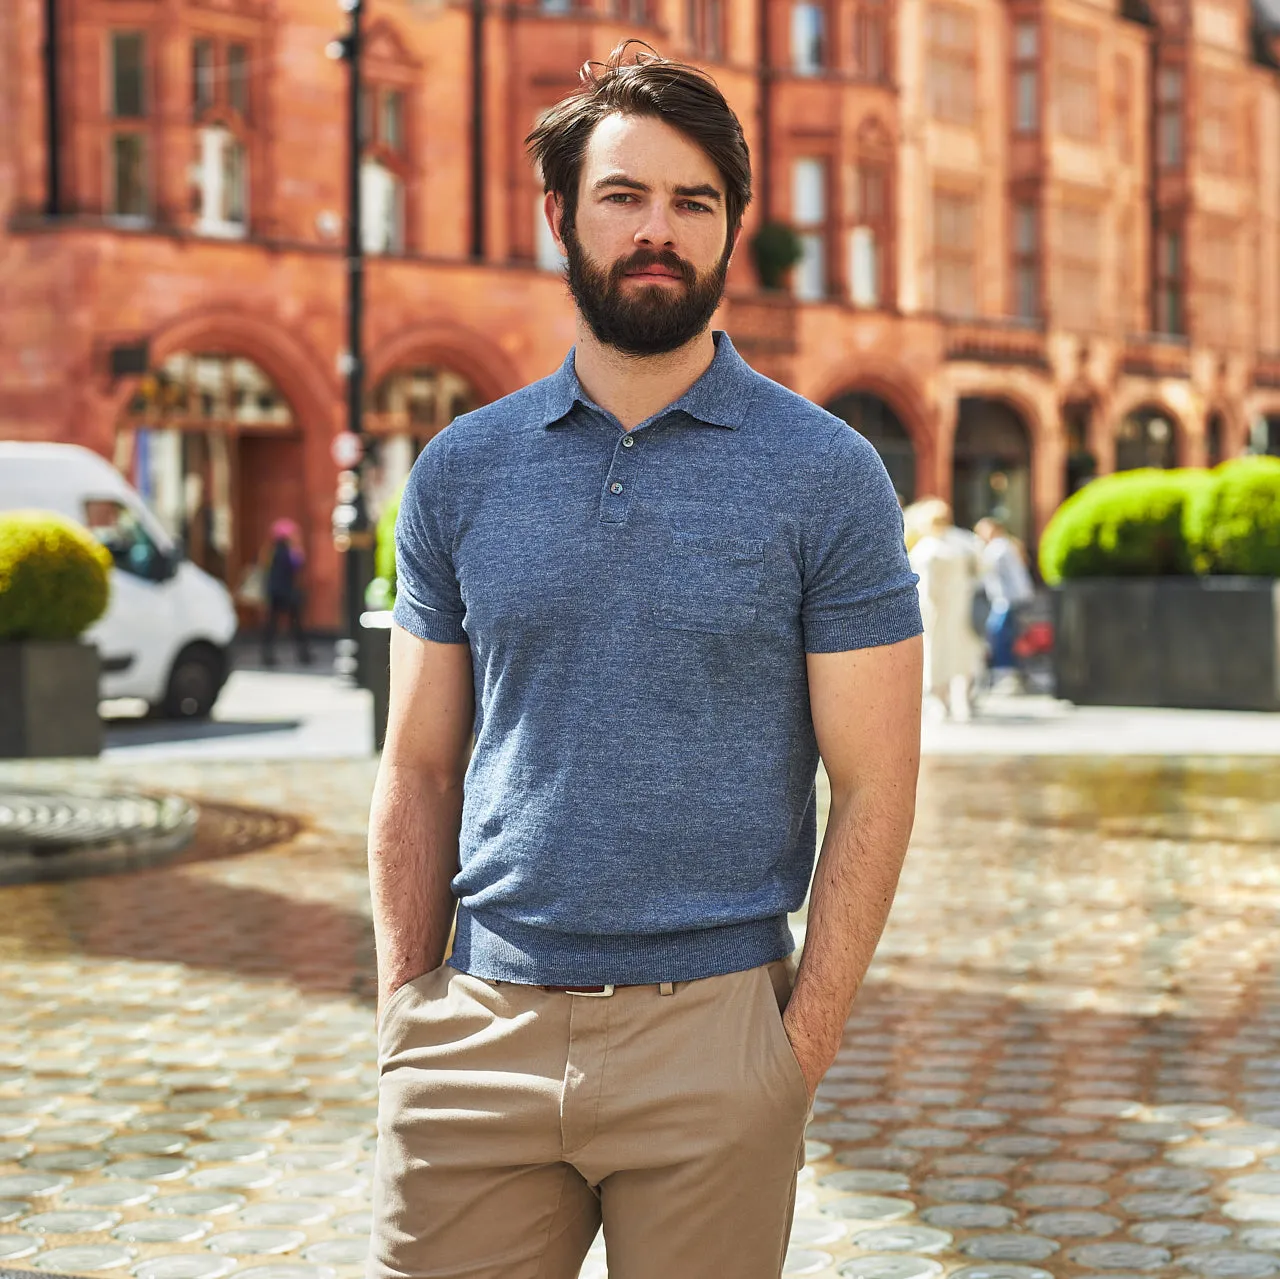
[1115,406,1179,471]
[115,352,304,609]
[952,397,1032,542]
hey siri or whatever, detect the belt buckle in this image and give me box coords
[566,984,615,997]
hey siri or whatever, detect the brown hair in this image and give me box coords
[525,41,752,244]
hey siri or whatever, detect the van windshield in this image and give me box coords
[84,499,171,582]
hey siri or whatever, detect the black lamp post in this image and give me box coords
[329,0,372,666]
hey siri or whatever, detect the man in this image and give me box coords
[367,43,923,1279]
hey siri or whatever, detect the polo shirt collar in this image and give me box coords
[540,331,751,431]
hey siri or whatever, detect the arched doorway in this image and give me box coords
[364,364,482,518]
[1115,406,1179,471]
[1205,412,1226,468]
[115,352,303,598]
[953,398,1032,542]
[825,391,917,503]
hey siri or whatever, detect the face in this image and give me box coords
[548,113,738,357]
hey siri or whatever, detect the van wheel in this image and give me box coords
[160,645,224,720]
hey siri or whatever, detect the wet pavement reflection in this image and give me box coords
[0,755,1278,1279]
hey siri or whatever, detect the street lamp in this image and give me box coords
[328,0,372,674]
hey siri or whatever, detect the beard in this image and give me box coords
[562,225,731,357]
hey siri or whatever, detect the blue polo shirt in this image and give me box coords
[393,332,922,985]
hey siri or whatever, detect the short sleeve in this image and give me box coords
[391,433,469,645]
[801,425,923,654]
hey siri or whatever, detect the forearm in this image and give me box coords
[367,759,464,1015]
[784,783,915,1073]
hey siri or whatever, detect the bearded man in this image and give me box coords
[367,42,924,1279]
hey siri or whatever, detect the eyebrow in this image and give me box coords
[591,174,723,203]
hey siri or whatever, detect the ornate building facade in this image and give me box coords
[4,0,1280,626]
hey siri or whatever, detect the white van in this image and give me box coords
[0,441,238,718]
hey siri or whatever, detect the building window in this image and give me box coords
[1117,206,1137,332]
[792,3,826,75]
[687,0,724,59]
[1199,222,1238,343]
[194,126,248,237]
[1054,22,1098,141]
[793,158,828,300]
[111,32,146,118]
[539,0,574,12]
[933,188,977,317]
[1113,55,1133,163]
[361,160,404,255]
[1012,201,1039,320]
[227,43,250,117]
[1056,202,1101,331]
[854,0,890,83]
[111,133,148,219]
[1012,19,1039,135]
[851,162,888,308]
[193,39,215,115]
[1157,65,1183,169]
[381,90,405,154]
[1200,74,1237,176]
[1154,226,1184,335]
[928,4,977,126]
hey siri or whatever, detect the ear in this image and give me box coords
[545,191,567,254]
[727,221,744,265]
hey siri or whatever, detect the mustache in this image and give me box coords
[608,249,696,287]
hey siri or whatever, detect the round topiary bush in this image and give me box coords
[0,510,112,642]
[1038,468,1211,585]
[1184,456,1280,576]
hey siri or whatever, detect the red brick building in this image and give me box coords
[4,0,1280,628]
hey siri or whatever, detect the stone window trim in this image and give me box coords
[849,117,895,310]
[931,181,980,318]
[853,0,893,85]
[359,19,423,255]
[927,1,978,127]
[1009,9,1040,137]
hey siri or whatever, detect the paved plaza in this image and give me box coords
[2,746,1280,1278]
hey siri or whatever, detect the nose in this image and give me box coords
[633,201,676,249]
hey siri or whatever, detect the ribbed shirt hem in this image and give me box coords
[392,595,468,644]
[449,906,796,986]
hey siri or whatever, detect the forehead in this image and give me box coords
[580,112,722,190]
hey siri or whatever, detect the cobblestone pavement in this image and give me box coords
[0,756,1279,1279]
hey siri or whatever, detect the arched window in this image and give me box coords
[953,397,1032,541]
[1116,406,1178,471]
[827,391,917,502]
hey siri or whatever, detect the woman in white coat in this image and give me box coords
[905,499,985,719]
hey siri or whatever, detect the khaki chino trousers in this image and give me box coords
[368,959,811,1279]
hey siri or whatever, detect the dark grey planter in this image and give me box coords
[0,641,103,758]
[358,610,392,752]
[1053,577,1280,711]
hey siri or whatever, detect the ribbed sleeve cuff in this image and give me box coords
[392,596,468,645]
[803,585,924,654]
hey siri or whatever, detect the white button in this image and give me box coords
[610,482,624,495]
[622,436,635,448]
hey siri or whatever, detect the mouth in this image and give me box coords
[624,265,685,281]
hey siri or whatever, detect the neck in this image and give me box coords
[571,324,718,431]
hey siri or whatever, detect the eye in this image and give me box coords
[605,192,637,204]
[681,200,713,214]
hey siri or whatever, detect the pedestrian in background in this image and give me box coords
[907,499,985,720]
[262,518,311,667]
[975,516,1035,690]
[366,42,923,1279]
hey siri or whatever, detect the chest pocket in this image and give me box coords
[652,532,765,634]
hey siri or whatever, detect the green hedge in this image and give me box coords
[1040,458,1280,584]
[1185,456,1280,576]
[364,481,404,611]
[0,510,112,641]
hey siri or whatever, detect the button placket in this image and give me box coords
[600,431,640,524]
